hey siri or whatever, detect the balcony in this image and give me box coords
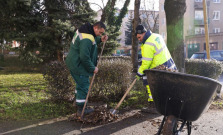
[194,19,204,26]
[194,3,203,9]
[194,1,210,9]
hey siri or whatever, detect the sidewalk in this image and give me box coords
[218,73,223,93]
[1,109,223,135]
[1,74,223,135]
[0,110,160,135]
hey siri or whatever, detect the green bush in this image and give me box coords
[90,56,133,102]
[42,57,146,104]
[42,61,75,101]
[0,54,4,61]
[185,59,223,79]
[101,56,131,61]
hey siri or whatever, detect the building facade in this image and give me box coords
[159,0,223,58]
[96,9,159,55]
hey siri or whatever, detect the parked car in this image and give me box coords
[125,53,142,65]
[190,50,223,61]
[112,53,129,56]
[112,53,142,65]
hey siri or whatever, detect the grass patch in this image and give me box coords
[0,73,74,120]
[122,90,148,108]
[210,94,223,110]
[107,80,149,110]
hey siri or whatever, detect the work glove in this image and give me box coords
[136,75,141,80]
[135,74,141,81]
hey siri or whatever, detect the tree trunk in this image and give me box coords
[131,0,141,73]
[100,0,116,22]
[57,36,63,61]
[164,0,186,72]
[57,50,63,61]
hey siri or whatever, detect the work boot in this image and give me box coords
[76,106,94,117]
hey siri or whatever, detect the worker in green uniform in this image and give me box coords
[135,25,177,102]
[66,22,108,116]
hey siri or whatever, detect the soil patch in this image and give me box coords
[68,106,119,125]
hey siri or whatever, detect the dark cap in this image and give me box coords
[135,25,147,35]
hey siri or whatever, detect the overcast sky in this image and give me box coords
[87,0,159,11]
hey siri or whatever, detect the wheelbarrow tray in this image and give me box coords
[144,69,221,121]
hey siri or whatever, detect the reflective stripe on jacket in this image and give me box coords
[66,30,101,76]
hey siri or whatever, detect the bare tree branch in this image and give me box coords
[140,0,159,32]
[89,2,104,10]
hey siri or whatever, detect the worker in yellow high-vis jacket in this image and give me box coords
[135,25,177,102]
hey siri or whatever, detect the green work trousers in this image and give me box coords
[70,71,89,107]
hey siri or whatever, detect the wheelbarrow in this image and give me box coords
[144,69,222,135]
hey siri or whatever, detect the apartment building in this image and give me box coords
[97,9,159,54]
[159,0,223,58]
[0,41,20,55]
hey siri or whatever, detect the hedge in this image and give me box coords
[43,58,223,102]
[185,59,223,79]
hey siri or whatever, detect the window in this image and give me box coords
[162,18,166,25]
[162,32,165,39]
[213,0,221,3]
[195,0,202,2]
[213,11,220,20]
[195,27,205,34]
[141,14,147,18]
[195,10,204,20]
[213,28,220,33]
[125,14,128,18]
[191,53,205,59]
[161,5,164,11]
[222,42,223,50]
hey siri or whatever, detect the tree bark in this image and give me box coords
[164,0,186,72]
[131,0,141,73]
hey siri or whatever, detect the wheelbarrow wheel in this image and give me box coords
[163,115,178,135]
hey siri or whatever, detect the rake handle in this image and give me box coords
[81,41,106,119]
[113,78,137,111]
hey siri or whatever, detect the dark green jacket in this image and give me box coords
[66,23,101,76]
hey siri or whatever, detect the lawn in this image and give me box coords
[0,72,74,120]
[1,56,222,121]
[0,71,148,121]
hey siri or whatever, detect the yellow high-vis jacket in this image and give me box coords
[137,32,177,85]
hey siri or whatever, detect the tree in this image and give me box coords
[98,0,130,55]
[132,0,141,72]
[0,0,44,63]
[38,0,95,61]
[125,18,133,45]
[0,0,96,63]
[164,0,186,72]
[100,0,116,23]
